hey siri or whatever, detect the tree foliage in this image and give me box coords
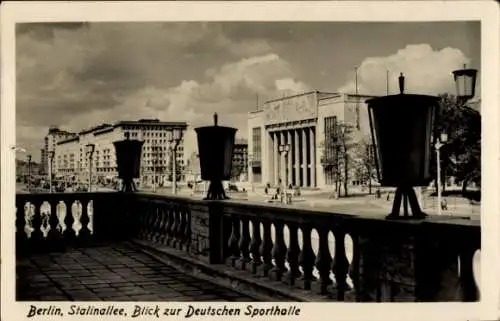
[321,121,359,197]
[432,93,481,192]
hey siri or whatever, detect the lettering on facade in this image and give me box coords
[189,208,210,262]
[264,94,317,125]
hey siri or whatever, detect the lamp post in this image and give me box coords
[85,143,95,192]
[27,154,32,192]
[168,128,183,195]
[452,64,478,104]
[48,151,55,193]
[435,132,448,215]
[278,144,290,204]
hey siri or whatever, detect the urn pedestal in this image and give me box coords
[367,81,440,219]
[113,133,144,193]
[195,114,237,200]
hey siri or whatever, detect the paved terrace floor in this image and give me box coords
[16,242,258,302]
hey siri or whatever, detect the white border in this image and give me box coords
[2,2,499,321]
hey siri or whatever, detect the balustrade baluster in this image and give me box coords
[16,199,28,253]
[460,246,479,301]
[79,199,92,241]
[152,205,163,244]
[30,201,44,247]
[260,220,274,277]
[183,208,191,252]
[177,207,187,250]
[63,201,76,241]
[286,222,301,286]
[315,227,333,295]
[332,229,350,301]
[147,205,158,241]
[298,225,316,290]
[171,206,181,248]
[228,216,241,267]
[157,206,168,244]
[238,217,251,270]
[165,205,175,246]
[137,201,148,239]
[271,221,287,281]
[46,200,60,243]
[249,218,262,274]
[348,232,360,301]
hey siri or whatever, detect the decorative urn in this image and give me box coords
[195,113,237,200]
[113,132,144,192]
[366,73,440,219]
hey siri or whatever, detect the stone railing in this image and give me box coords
[15,192,131,254]
[15,192,480,302]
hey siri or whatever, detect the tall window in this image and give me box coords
[324,116,337,185]
[252,127,261,161]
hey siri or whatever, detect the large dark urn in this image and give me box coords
[113,132,144,192]
[195,113,237,200]
[366,73,440,219]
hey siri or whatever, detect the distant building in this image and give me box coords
[231,138,248,182]
[185,152,201,183]
[16,159,41,178]
[40,126,77,175]
[247,91,377,188]
[55,119,188,186]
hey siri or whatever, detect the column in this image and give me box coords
[301,128,308,187]
[280,131,286,186]
[266,130,273,185]
[309,127,316,188]
[272,132,280,185]
[287,130,293,187]
[294,129,300,187]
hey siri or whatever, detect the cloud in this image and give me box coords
[16,23,293,159]
[61,53,309,158]
[338,44,471,96]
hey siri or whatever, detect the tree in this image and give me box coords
[353,137,378,194]
[432,93,481,194]
[321,121,358,198]
[231,162,245,181]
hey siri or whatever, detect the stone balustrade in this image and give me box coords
[16,192,480,302]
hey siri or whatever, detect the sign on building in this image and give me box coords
[263,92,317,125]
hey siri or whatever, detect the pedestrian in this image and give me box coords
[441,198,448,211]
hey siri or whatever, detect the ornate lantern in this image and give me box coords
[113,132,144,192]
[452,64,478,103]
[366,73,440,219]
[195,113,237,200]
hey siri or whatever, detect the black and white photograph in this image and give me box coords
[2,2,500,321]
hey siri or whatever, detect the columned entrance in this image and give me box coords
[268,126,316,188]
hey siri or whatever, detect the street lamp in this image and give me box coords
[48,151,55,193]
[278,144,290,204]
[168,128,184,195]
[27,154,32,193]
[452,64,478,104]
[85,143,95,192]
[435,132,448,215]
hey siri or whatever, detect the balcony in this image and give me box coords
[16,191,480,302]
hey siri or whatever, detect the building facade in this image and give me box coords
[40,126,77,175]
[55,119,188,186]
[247,91,376,189]
[231,139,248,182]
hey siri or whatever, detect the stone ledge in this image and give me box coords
[128,240,332,302]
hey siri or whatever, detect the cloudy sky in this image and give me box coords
[16,21,480,160]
